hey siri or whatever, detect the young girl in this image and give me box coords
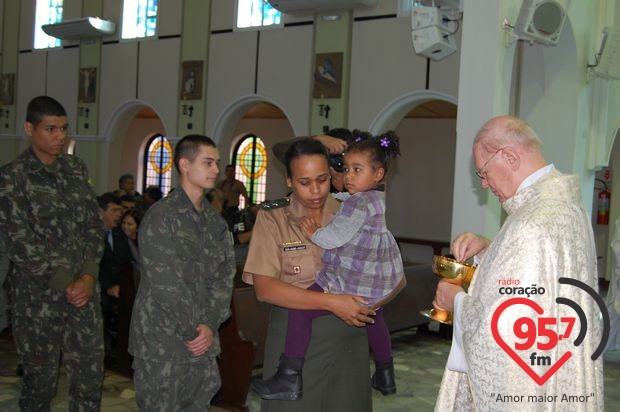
[252,131,405,401]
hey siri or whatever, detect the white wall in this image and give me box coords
[137,38,181,135]
[99,42,139,131]
[388,118,456,241]
[257,26,314,137]
[349,16,427,130]
[205,31,257,137]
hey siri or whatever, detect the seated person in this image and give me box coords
[121,209,143,263]
[120,194,137,212]
[97,192,133,354]
[134,186,163,215]
[118,173,140,197]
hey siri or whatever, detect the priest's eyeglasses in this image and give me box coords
[475,147,507,179]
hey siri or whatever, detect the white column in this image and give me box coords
[450,0,520,240]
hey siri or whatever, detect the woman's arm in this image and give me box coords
[251,274,375,327]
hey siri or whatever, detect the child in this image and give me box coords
[252,131,405,401]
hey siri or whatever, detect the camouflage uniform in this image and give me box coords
[0,233,9,332]
[129,186,236,411]
[0,148,104,411]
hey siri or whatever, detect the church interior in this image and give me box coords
[1,0,620,410]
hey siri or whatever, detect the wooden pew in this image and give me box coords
[212,290,258,411]
[111,263,138,378]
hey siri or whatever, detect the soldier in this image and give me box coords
[0,96,104,410]
[0,233,8,334]
[129,134,236,410]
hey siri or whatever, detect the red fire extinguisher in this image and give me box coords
[597,181,610,225]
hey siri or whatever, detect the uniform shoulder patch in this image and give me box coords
[260,197,290,211]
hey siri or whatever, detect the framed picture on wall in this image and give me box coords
[78,68,97,103]
[312,52,343,99]
[0,73,15,105]
[180,60,204,100]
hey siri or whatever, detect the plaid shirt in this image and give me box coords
[313,190,404,304]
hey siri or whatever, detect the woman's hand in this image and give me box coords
[451,232,490,262]
[328,294,376,327]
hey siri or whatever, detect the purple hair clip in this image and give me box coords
[354,135,364,143]
[380,135,390,148]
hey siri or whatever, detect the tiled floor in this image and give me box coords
[1,327,619,411]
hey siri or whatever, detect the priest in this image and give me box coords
[433,116,604,411]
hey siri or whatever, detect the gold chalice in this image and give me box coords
[421,255,476,325]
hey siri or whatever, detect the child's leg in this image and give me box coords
[366,307,392,363]
[283,283,331,358]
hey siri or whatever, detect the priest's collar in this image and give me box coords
[515,164,555,194]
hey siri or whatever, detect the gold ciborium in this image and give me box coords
[421,255,476,325]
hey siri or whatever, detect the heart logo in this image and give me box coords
[491,297,572,386]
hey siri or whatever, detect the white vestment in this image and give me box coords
[604,219,620,353]
[435,170,604,411]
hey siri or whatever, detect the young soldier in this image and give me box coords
[0,96,104,410]
[129,134,236,410]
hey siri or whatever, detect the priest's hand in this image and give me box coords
[433,280,464,312]
[451,232,490,262]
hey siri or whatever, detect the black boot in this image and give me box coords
[251,355,304,401]
[371,358,396,395]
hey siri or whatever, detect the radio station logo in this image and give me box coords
[490,277,609,386]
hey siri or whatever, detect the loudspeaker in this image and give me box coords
[514,0,566,46]
[412,26,457,61]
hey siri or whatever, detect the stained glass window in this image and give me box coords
[34,0,63,49]
[234,135,267,208]
[236,0,282,30]
[122,0,158,39]
[143,134,172,195]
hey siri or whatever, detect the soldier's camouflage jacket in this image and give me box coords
[0,149,103,309]
[129,186,236,363]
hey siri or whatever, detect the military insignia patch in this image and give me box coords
[260,197,290,210]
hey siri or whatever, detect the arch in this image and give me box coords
[370,91,458,243]
[607,121,620,165]
[99,100,168,193]
[102,99,168,143]
[368,90,457,135]
[210,94,298,148]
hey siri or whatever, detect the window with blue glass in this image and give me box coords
[122,0,158,39]
[236,0,282,30]
[34,0,63,49]
[143,134,172,195]
[233,135,267,208]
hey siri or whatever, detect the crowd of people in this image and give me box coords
[0,95,610,411]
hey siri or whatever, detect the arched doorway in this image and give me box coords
[369,91,458,263]
[213,97,295,200]
[101,101,168,194]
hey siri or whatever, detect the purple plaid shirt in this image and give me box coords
[313,190,404,304]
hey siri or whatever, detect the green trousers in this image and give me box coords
[261,306,373,412]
